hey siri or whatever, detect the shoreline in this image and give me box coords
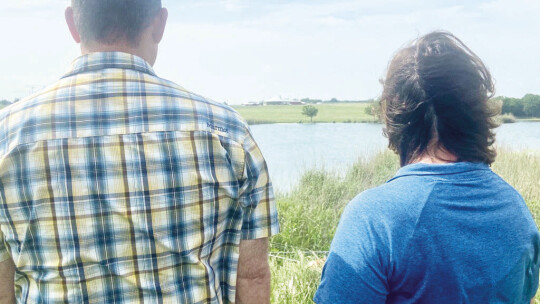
[245,120,379,125]
[245,119,539,126]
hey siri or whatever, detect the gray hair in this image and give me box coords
[72,0,162,46]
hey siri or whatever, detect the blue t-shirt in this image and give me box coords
[315,162,540,304]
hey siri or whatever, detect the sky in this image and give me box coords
[0,0,539,104]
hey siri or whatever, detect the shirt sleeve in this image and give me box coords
[0,227,10,262]
[314,199,390,304]
[238,130,279,240]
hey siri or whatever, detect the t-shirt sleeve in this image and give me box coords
[238,130,279,240]
[0,227,10,262]
[314,198,390,304]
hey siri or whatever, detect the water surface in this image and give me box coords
[250,122,540,192]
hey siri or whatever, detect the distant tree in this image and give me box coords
[0,99,11,110]
[522,94,540,117]
[302,105,319,122]
[364,106,372,116]
[500,94,540,117]
[364,101,382,121]
[501,97,524,116]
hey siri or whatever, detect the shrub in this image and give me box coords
[497,113,517,124]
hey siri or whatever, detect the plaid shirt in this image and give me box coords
[0,52,279,303]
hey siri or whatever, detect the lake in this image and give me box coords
[250,122,540,192]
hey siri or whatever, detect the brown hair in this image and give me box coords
[72,0,162,46]
[381,31,498,166]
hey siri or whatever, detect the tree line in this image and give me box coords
[301,98,374,104]
[0,100,13,108]
[364,94,540,120]
[496,94,540,118]
[2,94,540,118]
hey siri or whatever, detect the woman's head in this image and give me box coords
[381,31,497,166]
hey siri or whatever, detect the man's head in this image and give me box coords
[381,31,498,166]
[65,0,168,65]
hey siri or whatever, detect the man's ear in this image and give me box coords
[65,7,81,44]
[152,8,168,44]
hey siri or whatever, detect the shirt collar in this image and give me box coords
[388,162,490,183]
[61,52,157,79]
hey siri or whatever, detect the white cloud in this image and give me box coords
[222,0,247,12]
[2,0,66,12]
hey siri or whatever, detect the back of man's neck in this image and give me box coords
[81,44,155,66]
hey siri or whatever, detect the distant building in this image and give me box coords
[261,96,304,106]
[263,100,289,105]
[242,101,262,106]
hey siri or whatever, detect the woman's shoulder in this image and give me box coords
[345,177,436,231]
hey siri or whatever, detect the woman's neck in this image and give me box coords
[411,147,458,164]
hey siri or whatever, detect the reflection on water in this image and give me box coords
[249,122,540,192]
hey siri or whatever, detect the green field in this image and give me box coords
[269,150,540,303]
[233,103,377,124]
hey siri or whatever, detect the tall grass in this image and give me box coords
[496,113,517,124]
[492,150,540,221]
[270,150,540,303]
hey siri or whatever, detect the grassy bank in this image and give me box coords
[233,103,376,124]
[270,150,540,303]
[233,104,537,125]
[518,118,540,122]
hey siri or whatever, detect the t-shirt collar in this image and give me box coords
[389,162,490,183]
[61,52,157,79]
